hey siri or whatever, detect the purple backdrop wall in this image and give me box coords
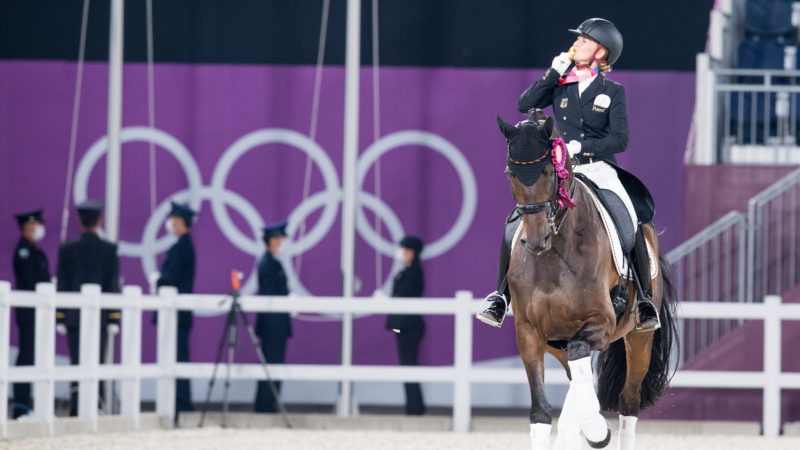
[0,61,693,365]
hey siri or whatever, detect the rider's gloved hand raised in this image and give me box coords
[551,52,572,76]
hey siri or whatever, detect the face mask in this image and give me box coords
[394,247,406,261]
[165,218,175,235]
[32,224,45,242]
[276,241,288,255]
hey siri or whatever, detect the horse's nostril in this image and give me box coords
[520,238,527,245]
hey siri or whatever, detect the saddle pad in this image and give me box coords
[577,179,658,279]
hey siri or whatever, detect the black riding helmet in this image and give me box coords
[569,18,623,65]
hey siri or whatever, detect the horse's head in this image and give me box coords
[498,111,574,254]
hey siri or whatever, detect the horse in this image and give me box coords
[496,113,678,450]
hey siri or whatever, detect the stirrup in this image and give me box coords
[635,299,660,332]
[476,291,509,328]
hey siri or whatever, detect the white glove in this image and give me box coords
[56,323,67,335]
[551,52,572,76]
[107,323,120,335]
[566,140,582,157]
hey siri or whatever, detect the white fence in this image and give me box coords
[2,281,800,438]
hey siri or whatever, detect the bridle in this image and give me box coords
[511,136,575,236]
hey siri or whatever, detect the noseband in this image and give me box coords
[512,137,575,234]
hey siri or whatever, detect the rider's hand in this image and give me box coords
[56,323,67,335]
[551,52,572,76]
[566,140,582,157]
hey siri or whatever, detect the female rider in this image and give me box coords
[477,18,659,331]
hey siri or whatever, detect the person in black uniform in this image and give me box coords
[56,199,120,416]
[385,235,426,415]
[11,209,50,418]
[156,201,197,417]
[254,222,291,413]
[477,18,659,331]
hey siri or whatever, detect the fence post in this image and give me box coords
[79,284,101,431]
[452,290,473,432]
[0,281,10,438]
[120,285,142,429]
[156,286,178,420]
[33,282,56,434]
[762,295,781,437]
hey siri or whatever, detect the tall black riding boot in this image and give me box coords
[632,227,660,331]
[477,213,519,328]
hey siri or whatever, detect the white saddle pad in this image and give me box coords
[510,180,657,280]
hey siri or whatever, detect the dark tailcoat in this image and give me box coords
[517,67,629,165]
[12,237,50,417]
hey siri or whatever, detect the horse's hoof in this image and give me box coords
[586,426,611,449]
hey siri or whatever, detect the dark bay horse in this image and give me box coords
[496,114,677,450]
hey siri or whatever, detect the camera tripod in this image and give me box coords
[198,280,291,428]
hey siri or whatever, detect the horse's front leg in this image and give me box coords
[516,323,552,449]
[565,329,611,448]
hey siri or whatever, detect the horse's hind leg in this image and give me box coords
[564,331,611,448]
[516,324,552,449]
[616,332,654,450]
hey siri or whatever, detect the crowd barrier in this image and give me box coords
[1,281,799,437]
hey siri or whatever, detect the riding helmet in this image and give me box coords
[569,18,623,65]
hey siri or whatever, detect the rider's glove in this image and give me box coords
[551,52,572,76]
[566,140,582,157]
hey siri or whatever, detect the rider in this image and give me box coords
[477,18,660,331]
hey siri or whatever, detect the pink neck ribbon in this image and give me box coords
[551,137,576,209]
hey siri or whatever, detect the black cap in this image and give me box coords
[263,221,288,242]
[15,209,44,226]
[399,235,424,256]
[569,18,623,65]
[76,199,104,225]
[169,201,196,226]
[497,115,554,186]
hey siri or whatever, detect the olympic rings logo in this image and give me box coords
[73,127,477,314]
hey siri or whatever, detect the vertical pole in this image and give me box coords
[34,282,56,435]
[0,282,10,438]
[105,0,125,243]
[452,291,473,432]
[156,286,177,421]
[762,295,781,437]
[121,285,142,429]
[79,284,101,431]
[338,0,361,418]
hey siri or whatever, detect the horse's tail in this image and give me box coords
[596,254,679,411]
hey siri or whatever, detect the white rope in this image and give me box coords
[294,0,331,276]
[60,0,91,243]
[146,0,157,213]
[371,0,383,290]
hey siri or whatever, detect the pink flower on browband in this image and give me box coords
[551,137,575,209]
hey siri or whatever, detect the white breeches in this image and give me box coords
[574,161,638,233]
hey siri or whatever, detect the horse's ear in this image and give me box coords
[497,115,517,140]
[540,116,554,140]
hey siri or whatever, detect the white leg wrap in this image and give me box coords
[554,386,582,450]
[567,357,609,444]
[617,415,637,450]
[530,423,552,450]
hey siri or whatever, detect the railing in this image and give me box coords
[747,166,800,302]
[666,211,747,366]
[2,281,800,438]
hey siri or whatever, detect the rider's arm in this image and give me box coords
[517,68,560,113]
